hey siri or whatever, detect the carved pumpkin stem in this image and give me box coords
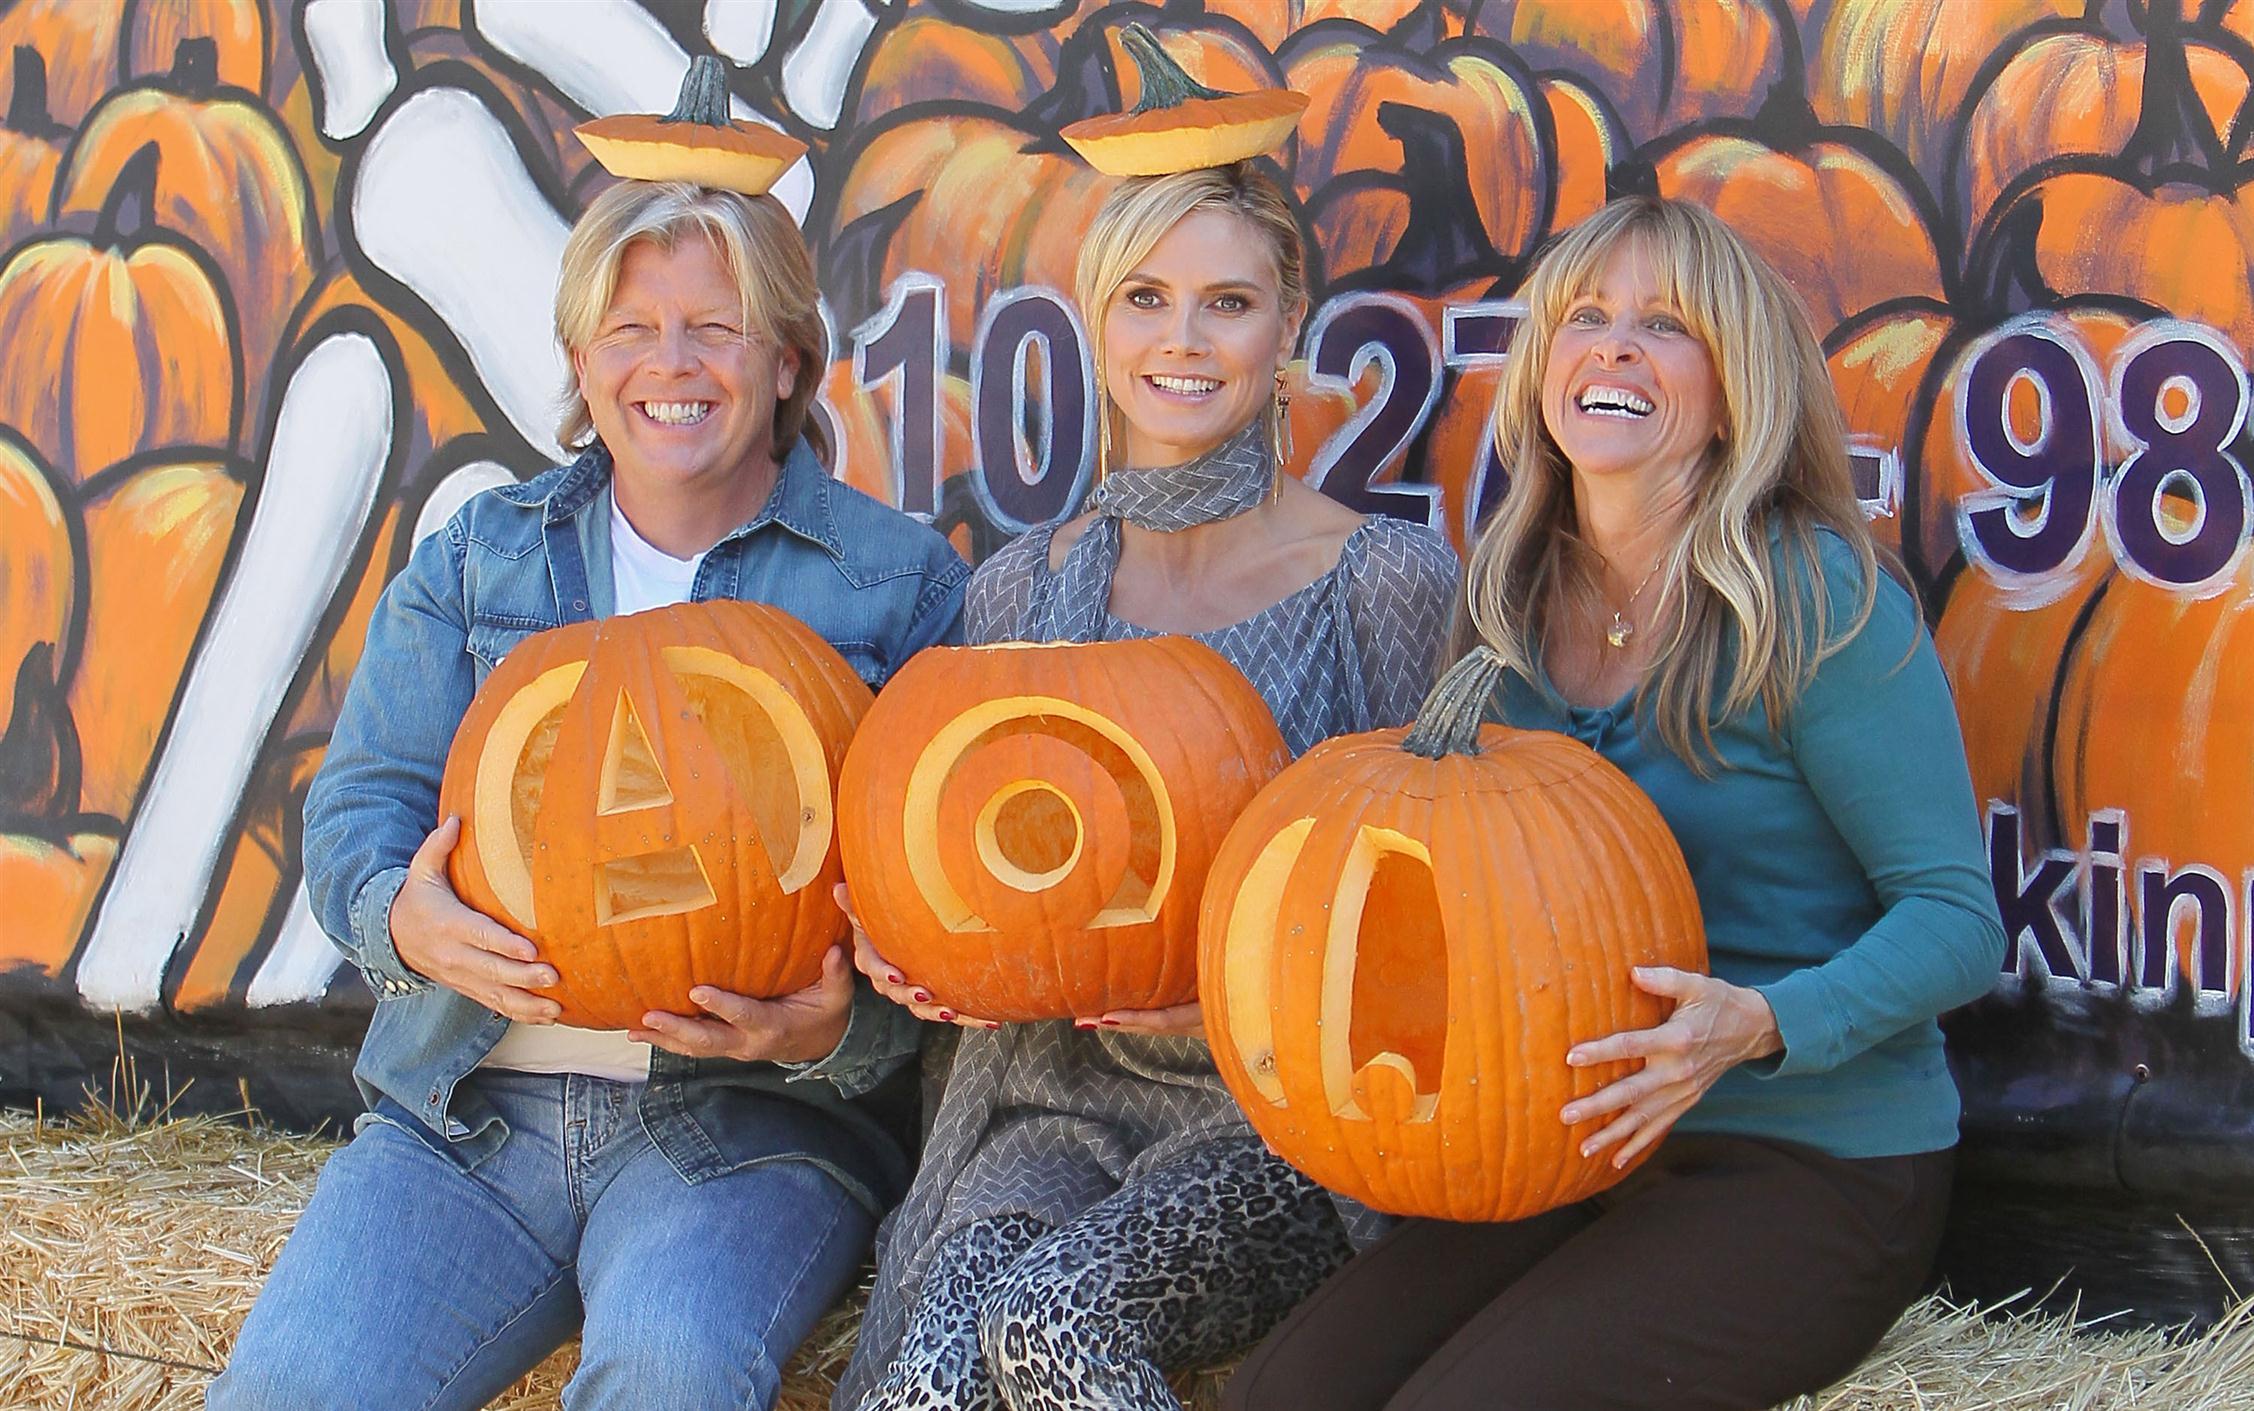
[1120,23,1225,113]
[170,36,220,97]
[7,47,59,136]
[661,54,733,127]
[1402,647,1510,760]
[94,142,161,249]
[0,644,82,823]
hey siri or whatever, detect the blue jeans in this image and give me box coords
[209,1070,874,1411]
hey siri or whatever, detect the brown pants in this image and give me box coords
[1222,1135,1952,1411]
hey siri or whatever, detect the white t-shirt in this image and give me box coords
[479,491,707,1080]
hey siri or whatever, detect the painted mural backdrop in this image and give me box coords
[0,0,2249,1314]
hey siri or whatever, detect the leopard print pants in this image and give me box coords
[852,1138,1351,1411]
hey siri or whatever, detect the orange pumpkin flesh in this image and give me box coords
[838,637,1290,1021]
[440,601,872,1030]
[1199,649,1708,1222]
[574,55,806,196]
[1061,23,1307,177]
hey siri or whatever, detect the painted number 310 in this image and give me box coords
[1959,322,2254,593]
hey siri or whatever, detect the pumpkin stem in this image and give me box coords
[1749,82,1823,151]
[1401,647,1510,760]
[7,47,57,136]
[661,54,734,127]
[0,643,82,823]
[94,142,161,249]
[1367,103,1506,292]
[170,36,219,96]
[1119,23,1225,113]
[2123,0,2229,173]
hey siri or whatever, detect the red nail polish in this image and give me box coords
[937,1010,955,1022]
[1099,1018,1121,1027]
[887,973,904,985]
[913,990,931,1004]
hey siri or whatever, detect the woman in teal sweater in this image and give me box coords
[1225,196,2006,1410]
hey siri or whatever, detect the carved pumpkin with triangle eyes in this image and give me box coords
[1199,649,1708,1222]
[439,601,873,1030]
[838,637,1290,1021]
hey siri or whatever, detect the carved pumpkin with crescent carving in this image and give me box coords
[1198,650,1708,1222]
[439,601,873,1030]
[838,637,1289,1021]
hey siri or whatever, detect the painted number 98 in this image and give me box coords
[1960,321,2253,592]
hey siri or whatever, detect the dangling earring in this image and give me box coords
[1269,369,1292,503]
[1096,400,1114,485]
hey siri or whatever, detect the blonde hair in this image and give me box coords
[1459,195,1886,767]
[1073,163,1307,472]
[554,180,827,460]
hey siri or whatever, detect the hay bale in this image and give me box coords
[3,1100,2249,1410]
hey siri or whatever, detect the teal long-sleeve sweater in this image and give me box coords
[1489,533,2007,1159]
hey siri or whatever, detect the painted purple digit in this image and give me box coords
[1440,301,1520,543]
[1958,328,2099,579]
[2106,327,2251,591]
[1305,293,1441,524]
[852,274,946,517]
[969,287,1095,533]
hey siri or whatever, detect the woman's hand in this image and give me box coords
[631,945,856,1062]
[1078,1002,1204,1037]
[1560,966,1782,1169]
[837,883,1000,1030]
[389,817,562,1023]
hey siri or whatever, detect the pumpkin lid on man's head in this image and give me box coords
[575,55,806,196]
[1060,23,1308,177]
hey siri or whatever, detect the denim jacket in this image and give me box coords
[301,439,966,1211]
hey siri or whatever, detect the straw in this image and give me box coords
[4,1094,2249,1410]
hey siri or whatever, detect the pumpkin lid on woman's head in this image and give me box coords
[1060,23,1307,177]
[574,55,806,196]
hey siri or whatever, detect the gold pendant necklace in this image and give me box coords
[1604,558,1665,650]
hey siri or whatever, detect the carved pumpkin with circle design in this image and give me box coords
[439,601,873,1031]
[838,636,1290,1022]
[1198,650,1709,1223]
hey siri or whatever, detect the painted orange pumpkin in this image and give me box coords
[1283,19,1551,263]
[838,636,1290,1021]
[0,142,240,484]
[852,14,1055,128]
[1951,24,2250,239]
[52,37,316,414]
[439,602,874,1030]
[68,455,246,819]
[1199,649,1709,1221]
[1651,91,1947,332]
